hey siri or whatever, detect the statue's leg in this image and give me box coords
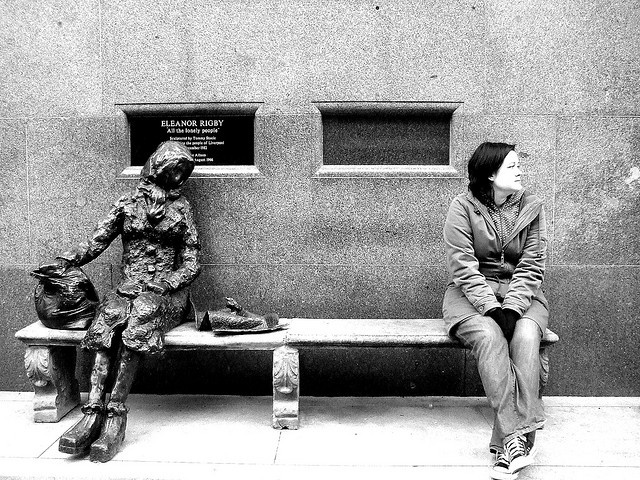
[90,291,175,462]
[58,350,111,454]
[57,292,127,455]
[90,347,141,462]
[106,347,141,404]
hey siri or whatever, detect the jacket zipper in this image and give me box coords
[498,208,506,268]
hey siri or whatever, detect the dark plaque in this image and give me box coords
[129,116,254,166]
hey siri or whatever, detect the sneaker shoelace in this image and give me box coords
[505,436,526,460]
[494,452,510,469]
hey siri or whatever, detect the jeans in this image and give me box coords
[454,314,546,452]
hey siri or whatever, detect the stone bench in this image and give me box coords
[14,320,288,425]
[277,318,559,429]
[15,318,559,430]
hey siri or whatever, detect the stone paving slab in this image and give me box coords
[1,393,639,479]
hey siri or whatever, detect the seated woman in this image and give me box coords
[442,142,549,479]
[42,141,201,462]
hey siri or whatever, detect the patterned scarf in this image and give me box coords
[487,190,525,246]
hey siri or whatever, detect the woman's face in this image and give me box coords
[489,151,522,196]
[156,159,191,190]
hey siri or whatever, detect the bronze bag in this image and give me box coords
[31,265,99,329]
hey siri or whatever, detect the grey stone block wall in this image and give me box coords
[1,1,638,396]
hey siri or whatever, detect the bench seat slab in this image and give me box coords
[284,318,559,348]
[16,319,558,427]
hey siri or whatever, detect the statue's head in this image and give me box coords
[141,141,195,191]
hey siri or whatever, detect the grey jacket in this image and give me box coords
[442,190,548,330]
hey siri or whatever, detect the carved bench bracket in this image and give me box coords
[272,345,299,429]
[24,346,80,422]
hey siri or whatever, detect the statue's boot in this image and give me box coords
[89,346,139,462]
[58,402,105,454]
[59,349,111,455]
[89,401,128,463]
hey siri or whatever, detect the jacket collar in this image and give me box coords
[464,189,543,242]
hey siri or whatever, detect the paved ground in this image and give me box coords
[2,392,639,479]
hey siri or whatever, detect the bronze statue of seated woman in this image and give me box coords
[39,141,201,462]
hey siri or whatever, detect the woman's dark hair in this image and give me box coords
[468,142,515,206]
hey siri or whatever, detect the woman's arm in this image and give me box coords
[163,200,202,291]
[443,197,501,316]
[57,196,126,267]
[502,206,547,315]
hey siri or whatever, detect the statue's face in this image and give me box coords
[142,141,195,190]
[155,158,191,190]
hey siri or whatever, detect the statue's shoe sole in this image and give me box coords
[58,437,90,455]
[58,413,104,455]
[89,415,127,463]
[89,433,125,463]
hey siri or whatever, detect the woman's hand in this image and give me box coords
[146,280,171,295]
[36,258,70,276]
[117,281,144,298]
[487,307,520,341]
[486,307,515,341]
[486,307,506,329]
[501,309,520,342]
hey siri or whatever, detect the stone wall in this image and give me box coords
[1,0,638,396]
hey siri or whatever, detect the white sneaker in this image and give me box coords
[524,439,538,466]
[505,435,534,473]
[489,451,519,480]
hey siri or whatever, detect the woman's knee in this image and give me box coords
[457,316,507,351]
[95,293,128,327]
[130,292,164,323]
[511,317,542,348]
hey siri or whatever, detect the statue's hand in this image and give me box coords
[146,280,171,295]
[36,259,69,276]
[117,281,144,298]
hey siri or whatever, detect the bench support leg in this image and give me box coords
[272,345,299,430]
[24,346,80,422]
[539,346,550,398]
